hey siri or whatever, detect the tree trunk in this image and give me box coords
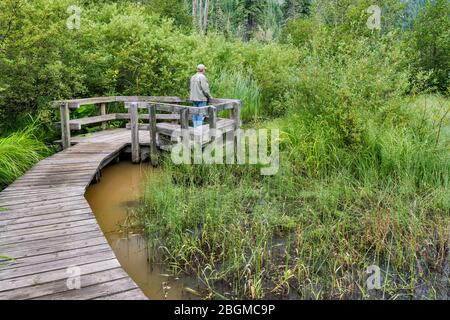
[202,0,209,34]
[198,0,203,32]
[192,0,198,29]
[193,0,208,35]
[244,0,257,42]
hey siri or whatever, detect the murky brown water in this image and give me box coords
[85,161,199,300]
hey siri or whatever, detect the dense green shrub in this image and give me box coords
[0,0,86,129]
[280,17,319,48]
[280,31,410,174]
[0,1,301,129]
[406,0,450,92]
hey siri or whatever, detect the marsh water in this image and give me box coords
[85,160,199,300]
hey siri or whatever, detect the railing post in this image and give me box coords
[130,102,140,163]
[233,101,241,157]
[100,103,107,130]
[148,104,158,166]
[180,108,189,130]
[60,102,71,149]
[180,108,190,147]
[208,106,217,142]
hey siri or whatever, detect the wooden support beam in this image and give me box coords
[180,108,189,130]
[148,104,158,166]
[60,103,71,149]
[208,106,217,142]
[99,103,107,130]
[233,101,241,157]
[180,108,189,145]
[115,113,180,121]
[130,103,140,163]
[55,114,117,130]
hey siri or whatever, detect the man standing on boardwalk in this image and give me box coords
[190,64,212,128]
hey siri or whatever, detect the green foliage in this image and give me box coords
[0,0,86,128]
[281,32,410,172]
[147,0,192,29]
[280,17,318,48]
[0,1,301,128]
[210,71,261,122]
[207,0,272,40]
[0,122,51,189]
[407,0,450,92]
[132,11,448,297]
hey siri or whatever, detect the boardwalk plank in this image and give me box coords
[0,249,116,281]
[2,243,111,270]
[96,288,148,300]
[0,218,97,238]
[0,268,128,300]
[0,130,147,299]
[34,277,138,300]
[2,234,107,259]
[1,213,94,231]
[0,259,121,292]
[0,209,93,227]
[2,223,102,245]
[0,203,91,221]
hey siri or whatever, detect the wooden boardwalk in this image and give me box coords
[0,130,150,300]
[0,96,241,300]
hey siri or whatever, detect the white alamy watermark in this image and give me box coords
[366,264,381,290]
[66,266,81,290]
[170,128,280,175]
[366,5,381,31]
[66,5,81,30]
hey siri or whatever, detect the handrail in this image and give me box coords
[54,96,241,165]
[52,96,187,108]
[124,101,210,115]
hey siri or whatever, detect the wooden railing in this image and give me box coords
[53,96,241,165]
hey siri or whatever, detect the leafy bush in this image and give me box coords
[280,17,319,48]
[0,123,51,189]
[280,32,410,174]
[0,0,86,130]
[0,1,302,129]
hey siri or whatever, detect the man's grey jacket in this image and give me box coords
[190,73,212,102]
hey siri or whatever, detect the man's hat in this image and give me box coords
[197,64,206,71]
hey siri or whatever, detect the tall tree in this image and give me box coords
[192,0,209,34]
[243,0,263,41]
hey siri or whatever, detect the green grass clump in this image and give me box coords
[137,162,274,299]
[211,71,261,123]
[0,125,51,189]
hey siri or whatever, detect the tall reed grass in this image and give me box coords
[210,71,261,122]
[0,124,51,189]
